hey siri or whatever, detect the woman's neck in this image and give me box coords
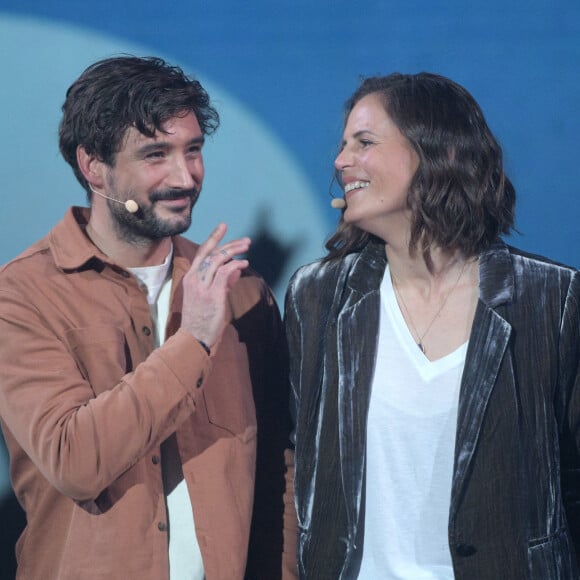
[385,242,479,360]
[385,243,474,292]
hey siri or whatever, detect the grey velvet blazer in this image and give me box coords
[284,238,580,580]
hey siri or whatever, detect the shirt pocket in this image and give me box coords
[65,325,128,395]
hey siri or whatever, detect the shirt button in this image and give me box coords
[142,326,151,336]
[151,455,160,465]
[158,522,167,532]
[455,543,477,557]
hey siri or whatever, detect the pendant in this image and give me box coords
[417,342,425,354]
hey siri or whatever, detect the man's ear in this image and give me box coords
[77,146,105,189]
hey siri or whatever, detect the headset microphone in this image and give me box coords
[330,198,346,209]
[89,185,139,214]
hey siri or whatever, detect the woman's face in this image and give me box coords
[334,93,419,239]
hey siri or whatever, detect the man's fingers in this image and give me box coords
[208,222,227,241]
[192,223,228,267]
[193,236,251,284]
[198,254,249,285]
[192,224,250,270]
[182,243,249,345]
[212,259,249,291]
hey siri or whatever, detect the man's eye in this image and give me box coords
[360,139,373,147]
[145,151,165,159]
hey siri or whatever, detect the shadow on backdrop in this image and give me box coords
[245,208,301,288]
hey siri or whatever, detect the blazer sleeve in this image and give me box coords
[559,272,580,549]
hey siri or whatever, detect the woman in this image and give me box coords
[284,73,580,579]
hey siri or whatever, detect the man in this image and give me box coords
[0,56,296,579]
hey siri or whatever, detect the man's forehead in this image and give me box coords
[122,112,202,147]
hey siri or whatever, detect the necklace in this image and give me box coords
[391,260,469,355]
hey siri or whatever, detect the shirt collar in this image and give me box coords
[48,207,194,278]
[49,206,111,271]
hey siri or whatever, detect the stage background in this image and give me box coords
[0,1,578,576]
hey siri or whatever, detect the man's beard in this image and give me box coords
[108,187,199,245]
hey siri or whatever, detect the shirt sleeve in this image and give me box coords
[0,285,211,501]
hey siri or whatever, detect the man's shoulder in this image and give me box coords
[0,235,52,281]
[1,207,98,282]
[232,267,277,319]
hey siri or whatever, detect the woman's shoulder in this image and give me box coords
[506,244,578,287]
[287,253,359,295]
[483,240,576,276]
[486,241,579,305]
[506,244,576,271]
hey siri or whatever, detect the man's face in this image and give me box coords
[102,111,205,243]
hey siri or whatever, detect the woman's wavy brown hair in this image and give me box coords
[325,73,516,263]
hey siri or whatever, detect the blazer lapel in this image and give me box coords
[450,241,515,517]
[335,240,386,537]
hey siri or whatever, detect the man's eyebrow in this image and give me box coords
[186,136,206,147]
[135,136,205,155]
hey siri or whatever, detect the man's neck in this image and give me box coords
[85,219,173,268]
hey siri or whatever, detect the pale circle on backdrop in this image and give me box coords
[0,13,328,494]
[0,13,328,298]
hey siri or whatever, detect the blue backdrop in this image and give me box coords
[0,1,578,575]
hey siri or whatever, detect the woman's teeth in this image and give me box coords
[344,180,369,193]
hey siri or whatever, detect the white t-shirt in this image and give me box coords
[129,247,204,580]
[358,266,466,580]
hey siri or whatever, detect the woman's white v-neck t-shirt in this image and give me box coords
[358,265,467,580]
